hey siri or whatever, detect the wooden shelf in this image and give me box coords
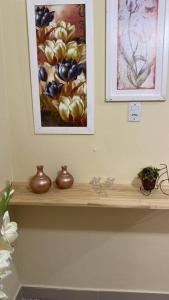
[9,182,169,210]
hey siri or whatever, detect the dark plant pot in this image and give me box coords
[142,178,157,191]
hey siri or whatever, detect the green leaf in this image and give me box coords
[0,182,14,217]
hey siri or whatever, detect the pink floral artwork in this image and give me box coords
[117,0,159,90]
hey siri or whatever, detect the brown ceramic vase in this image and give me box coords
[56,166,74,189]
[30,165,51,194]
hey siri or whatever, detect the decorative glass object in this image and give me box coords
[90,177,115,197]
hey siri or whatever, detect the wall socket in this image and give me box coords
[128,102,141,122]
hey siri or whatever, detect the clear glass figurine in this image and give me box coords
[90,177,115,197]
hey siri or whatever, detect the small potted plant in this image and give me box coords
[138,166,159,191]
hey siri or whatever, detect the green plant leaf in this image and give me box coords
[0,182,14,217]
[138,166,159,180]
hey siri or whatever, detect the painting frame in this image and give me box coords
[106,0,169,102]
[27,0,94,134]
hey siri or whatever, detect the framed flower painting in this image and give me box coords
[27,0,94,134]
[106,0,169,101]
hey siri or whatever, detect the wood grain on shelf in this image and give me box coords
[9,182,169,209]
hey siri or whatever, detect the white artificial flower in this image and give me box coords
[1,212,18,244]
[0,250,11,284]
[0,251,11,270]
[0,250,11,269]
[0,185,17,299]
[0,290,7,299]
[0,270,11,281]
[0,250,12,298]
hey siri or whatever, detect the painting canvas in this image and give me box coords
[27,0,94,134]
[106,0,169,101]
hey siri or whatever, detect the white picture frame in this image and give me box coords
[106,0,169,101]
[27,0,94,134]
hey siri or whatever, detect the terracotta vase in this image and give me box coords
[56,166,74,189]
[30,165,51,194]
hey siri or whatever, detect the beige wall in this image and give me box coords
[2,0,169,184]
[15,206,169,292]
[1,0,169,295]
[0,4,20,299]
[0,5,12,189]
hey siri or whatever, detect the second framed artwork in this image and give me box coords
[106,0,169,101]
[27,0,94,134]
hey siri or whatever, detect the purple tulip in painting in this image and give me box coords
[27,0,94,134]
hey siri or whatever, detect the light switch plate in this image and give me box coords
[128,102,141,122]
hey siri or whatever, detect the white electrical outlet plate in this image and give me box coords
[128,102,141,122]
